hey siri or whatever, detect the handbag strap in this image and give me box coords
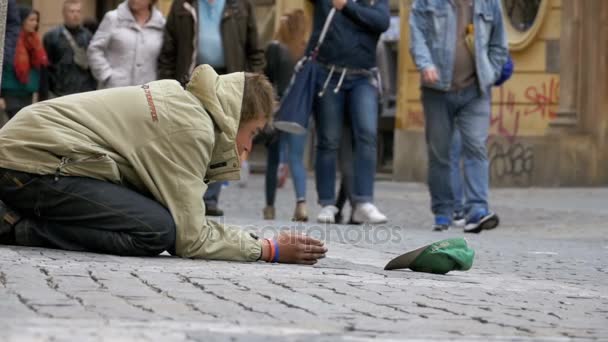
[61,27,82,53]
[311,8,336,58]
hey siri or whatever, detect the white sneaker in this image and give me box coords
[317,205,339,224]
[352,203,388,224]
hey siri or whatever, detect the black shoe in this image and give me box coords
[206,206,224,217]
[0,200,19,244]
[334,211,343,224]
[464,210,499,234]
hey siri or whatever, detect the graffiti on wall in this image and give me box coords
[488,141,534,180]
[492,78,560,143]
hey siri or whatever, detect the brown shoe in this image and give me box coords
[263,206,275,220]
[292,202,308,222]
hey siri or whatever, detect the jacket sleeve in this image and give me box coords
[87,12,115,83]
[488,0,509,82]
[408,0,435,72]
[130,130,263,261]
[157,1,179,80]
[244,0,266,73]
[3,0,20,63]
[341,0,390,34]
[42,31,58,94]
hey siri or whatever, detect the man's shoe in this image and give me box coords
[452,211,466,227]
[464,209,499,233]
[0,200,19,244]
[263,206,275,220]
[352,203,388,224]
[432,215,451,232]
[206,206,224,217]
[317,205,339,224]
[292,202,308,222]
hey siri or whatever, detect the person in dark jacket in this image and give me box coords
[158,0,265,216]
[158,0,265,84]
[311,0,389,225]
[0,0,22,117]
[1,7,48,119]
[43,0,97,97]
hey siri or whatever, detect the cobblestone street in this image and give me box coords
[1,175,607,341]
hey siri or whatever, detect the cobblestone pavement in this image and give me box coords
[1,175,607,341]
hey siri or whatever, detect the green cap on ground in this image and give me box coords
[384,238,475,274]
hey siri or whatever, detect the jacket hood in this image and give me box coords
[116,1,165,29]
[186,65,244,143]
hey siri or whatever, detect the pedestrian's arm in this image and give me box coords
[157,2,179,80]
[487,0,509,82]
[339,0,390,34]
[244,0,265,73]
[87,12,115,84]
[130,130,263,262]
[42,32,58,93]
[408,0,435,72]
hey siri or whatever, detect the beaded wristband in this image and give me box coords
[271,239,279,263]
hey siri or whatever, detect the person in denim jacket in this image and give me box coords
[409,0,508,233]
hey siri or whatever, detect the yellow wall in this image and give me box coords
[34,0,97,36]
[397,0,562,141]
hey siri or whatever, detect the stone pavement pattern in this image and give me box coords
[1,176,607,341]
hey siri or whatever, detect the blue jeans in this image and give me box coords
[314,69,378,206]
[422,84,491,218]
[450,129,464,214]
[0,168,175,256]
[265,132,308,206]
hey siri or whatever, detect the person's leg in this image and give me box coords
[421,87,456,230]
[204,182,223,216]
[450,128,465,225]
[0,168,175,256]
[456,86,499,232]
[263,138,280,219]
[286,132,308,221]
[336,119,355,223]
[347,76,387,223]
[4,93,33,119]
[314,82,345,222]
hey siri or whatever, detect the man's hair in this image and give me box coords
[63,0,81,8]
[240,73,276,124]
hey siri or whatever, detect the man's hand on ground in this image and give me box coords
[274,233,327,265]
[422,67,439,84]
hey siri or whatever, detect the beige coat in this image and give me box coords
[88,1,165,88]
[0,65,262,261]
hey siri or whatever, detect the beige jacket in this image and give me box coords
[0,65,262,261]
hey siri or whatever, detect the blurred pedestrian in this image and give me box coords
[88,0,165,88]
[409,0,508,232]
[263,9,310,222]
[158,0,265,217]
[0,0,22,121]
[311,0,390,224]
[43,0,96,97]
[1,6,48,120]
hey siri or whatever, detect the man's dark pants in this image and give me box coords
[0,168,176,256]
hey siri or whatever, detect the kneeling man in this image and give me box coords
[0,65,326,265]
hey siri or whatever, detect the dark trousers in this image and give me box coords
[0,168,175,256]
[4,93,33,119]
